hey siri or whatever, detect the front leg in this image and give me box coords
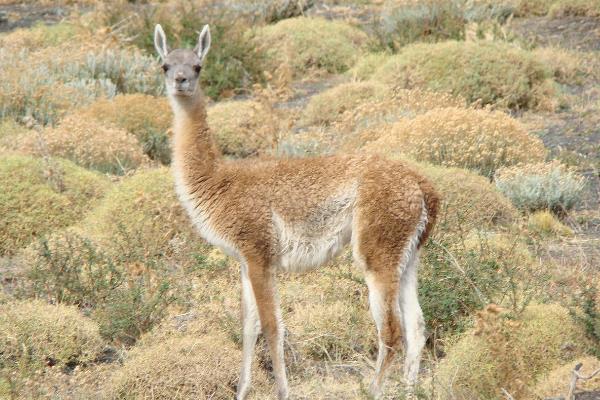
[237,263,261,400]
[247,258,289,400]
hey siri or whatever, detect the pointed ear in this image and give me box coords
[194,25,211,63]
[154,24,169,61]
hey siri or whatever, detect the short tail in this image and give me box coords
[416,176,439,248]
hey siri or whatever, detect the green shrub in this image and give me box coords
[0,155,110,256]
[434,304,590,399]
[365,107,547,178]
[374,0,465,51]
[495,161,586,213]
[0,299,103,373]
[347,52,392,81]
[421,231,546,336]
[253,17,370,78]
[16,232,201,346]
[374,40,555,110]
[568,280,600,357]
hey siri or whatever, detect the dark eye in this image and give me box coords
[162,64,169,72]
[194,65,202,74]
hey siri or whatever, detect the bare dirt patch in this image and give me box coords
[511,16,600,51]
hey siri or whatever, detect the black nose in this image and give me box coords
[175,76,187,83]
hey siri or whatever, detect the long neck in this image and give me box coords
[170,91,220,184]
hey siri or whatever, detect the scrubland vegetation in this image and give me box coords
[0,0,599,399]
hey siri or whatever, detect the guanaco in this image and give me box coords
[154,23,439,400]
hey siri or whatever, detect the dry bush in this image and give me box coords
[16,116,149,174]
[416,162,517,236]
[514,0,552,16]
[374,0,466,50]
[0,154,110,256]
[287,299,376,361]
[300,81,389,127]
[364,107,547,178]
[208,98,279,157]
[495,161,586,213]
[549,0,600,17]
[347,52,392,81]
[291,374,365,399]
[107,334,271,399]
[281,89,464,156]
[80,167,200,264]
[532,356,600,399]
[285,277,377,361]
[374,41,555,110]
[527,210,573,237]
[434,303,591,399]
[531,47,589,85]
[0,299,103,373]
[252,17,370,78]
[72,94,172,164]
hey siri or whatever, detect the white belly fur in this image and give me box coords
[272,187,356,273]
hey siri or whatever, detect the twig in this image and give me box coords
[431,239,489,304]
[568,362,600,400]
[501,388,514,400]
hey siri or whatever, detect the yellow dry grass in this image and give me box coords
[532,356,600,399]
[528,210,574,237]
[107,334,272,399]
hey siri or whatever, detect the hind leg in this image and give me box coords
[399,252,426,391]
[365,271,403,398]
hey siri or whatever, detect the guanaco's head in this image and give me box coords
[154,24,211,99]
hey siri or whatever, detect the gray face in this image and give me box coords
[162,49,203,98]
[154,24,211,99]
